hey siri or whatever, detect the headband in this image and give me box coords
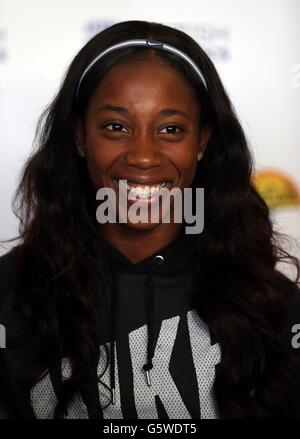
[75,39,208,99]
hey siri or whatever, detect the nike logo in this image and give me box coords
[30,309,221,419]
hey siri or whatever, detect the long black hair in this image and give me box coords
[6,20,300,418]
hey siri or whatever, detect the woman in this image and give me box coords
[0,20,300,419]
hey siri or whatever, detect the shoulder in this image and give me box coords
[0,248,23,418]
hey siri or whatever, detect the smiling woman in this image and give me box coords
[75,55,207,240]
[0,20,300,420]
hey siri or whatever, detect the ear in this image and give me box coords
[197,125,212,157]
[73,116,86,151]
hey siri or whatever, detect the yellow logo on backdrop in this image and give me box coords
[252,169,300,209]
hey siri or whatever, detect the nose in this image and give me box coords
[123,137,162,170]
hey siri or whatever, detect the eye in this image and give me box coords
[103,122,128,133]
[160,125,184,135]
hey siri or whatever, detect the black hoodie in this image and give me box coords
[0,232,300,419]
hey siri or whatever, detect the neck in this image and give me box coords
[99,223,183,263]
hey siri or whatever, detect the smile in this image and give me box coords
[112,179,171,199]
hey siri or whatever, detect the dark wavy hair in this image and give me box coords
[5,20,300,418]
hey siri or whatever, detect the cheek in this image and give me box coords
[171,150,198,186]
[86,159,105,190]
[85,141,117,189]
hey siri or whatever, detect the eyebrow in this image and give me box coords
[96,104,190,119]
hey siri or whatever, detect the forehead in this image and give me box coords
[87,58,200,113]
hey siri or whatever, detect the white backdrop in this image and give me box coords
[0,0,299,272]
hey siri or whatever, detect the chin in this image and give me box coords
[116,209,162,230]
[116,202,174,230]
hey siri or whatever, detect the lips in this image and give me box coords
[111,177,172,200]
[112,176,172,186]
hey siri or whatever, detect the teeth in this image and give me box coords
[117,180,167,198]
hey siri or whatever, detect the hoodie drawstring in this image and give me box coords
[109,253,165,404]
[109,260,117,405]
[142,254,164,387]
